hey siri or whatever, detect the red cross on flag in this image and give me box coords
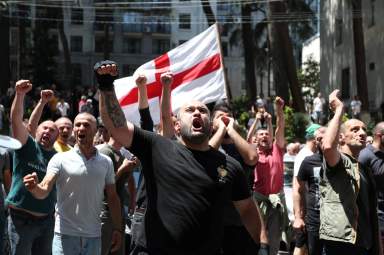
[113,23,227,126]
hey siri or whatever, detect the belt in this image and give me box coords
[9,208,53,221]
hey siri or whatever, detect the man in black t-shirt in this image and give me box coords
[359,121,384,253]
[95,61,264,255]
[209,102,267,254]
[294,127,326,255]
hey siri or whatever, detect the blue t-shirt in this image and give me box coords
[6,136,56,214]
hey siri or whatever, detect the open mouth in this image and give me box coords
[78,134,86,139]
[192,118,203,131]
[41,135,50,143]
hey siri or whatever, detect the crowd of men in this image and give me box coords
[0,60,383,255]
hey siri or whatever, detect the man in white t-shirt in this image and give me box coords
[56,98,70,117]
[23,112,122,255]
[350,95,362,119]
[312,93,325,124]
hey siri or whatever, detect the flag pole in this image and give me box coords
[214,23,232,101]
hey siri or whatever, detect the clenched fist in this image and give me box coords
[160,72,174,87]
[40,90,54,104]
[23,172,39,191]
[15,80,32,95]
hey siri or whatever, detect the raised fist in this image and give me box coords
[135,75,147,88]
[160,72,173,87]
[23,172,38,191]
[275,96,285,108]
[40,90,54,104]
[15,80,32,95]
[328,89,343,112]
[94,60,119,91]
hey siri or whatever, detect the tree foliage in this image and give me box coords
[297,55,320,107]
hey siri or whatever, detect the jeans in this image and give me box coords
[52,233,101,255]
[8,209,54,255]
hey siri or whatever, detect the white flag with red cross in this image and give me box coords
[113,23,227,126]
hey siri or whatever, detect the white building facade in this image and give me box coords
[320,0,384,112]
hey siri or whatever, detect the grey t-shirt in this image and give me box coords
[47,147,115,237]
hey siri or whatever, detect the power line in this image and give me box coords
[6,0,281,10]
[5,13,319,24]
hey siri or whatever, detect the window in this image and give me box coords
[123,64,140,76]
[72,63,82,85]
[221,41,228,57]
[95,9,113,31]
[152,39,170,54]
[179,14,191,29]
[70,36,83,52]
[369,62,375,71]
[71,8,83,25]
[341,68,350,100]
[94,36,113,53]
[369,0,375,27]
[335,18,343,46]
[123,38,142,54]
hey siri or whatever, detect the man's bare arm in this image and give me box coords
[226,117,258,165]
[292,177,306,232]
[96,63,134,148]
[234,197,268,244]
[105,184,122,252]
[274,97,285,149]
[160,72,175,138]
[24,172,57,199]
[11,80,32,145]
[28,90,54,137]
[323,90,343,167]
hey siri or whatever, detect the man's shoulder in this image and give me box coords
[358,146,375,163]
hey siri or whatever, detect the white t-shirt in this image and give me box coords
[293,146,314,176]
[47,147,115,237]
[350,100,362,115]
[56,102,70,117]
[313,97,325,112]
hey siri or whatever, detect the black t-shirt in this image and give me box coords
[356,164,373,249]
[297,153,322,230]
[220,143,253,226]
[129,127,250,254]
[358,144,384,231]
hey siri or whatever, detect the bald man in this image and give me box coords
[23,113,122,255]
[95,60,265,254]
[54,117,73,152]
[7,80,59,255]
[320,90,380,255]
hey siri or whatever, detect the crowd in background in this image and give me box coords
[0,62,383,255]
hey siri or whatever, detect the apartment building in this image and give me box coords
[320,0,384,112]
[9,0,245,98]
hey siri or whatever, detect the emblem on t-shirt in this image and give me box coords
[217,165,228,183]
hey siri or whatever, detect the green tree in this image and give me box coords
[297,56,320,108]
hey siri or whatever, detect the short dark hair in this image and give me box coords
[211,101,232,120]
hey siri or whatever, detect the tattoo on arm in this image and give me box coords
[104,92,126,128]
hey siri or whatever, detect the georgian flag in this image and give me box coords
[113,23,227,126]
